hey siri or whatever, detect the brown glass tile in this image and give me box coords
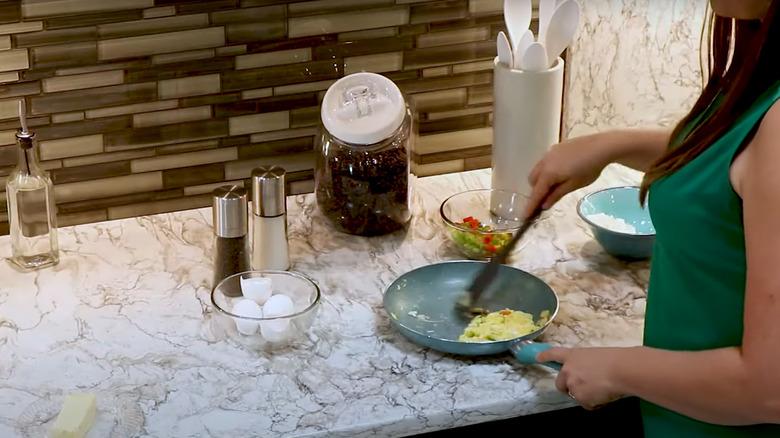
[430,14,504,32]
[238,136,313,159]
[287,178,313,195]
[467,84,493,105]
[177,0,238,13]
[155,139,219,155]
[0,3,20,24]
[288,7,408,38]
[222,60,340,92]
[45,10,143,30]
[30,82,156,115]
[219,136,250,148]
[414,145,491,164]
[247,35,336,54]
[54,171,163,204]
[98,13,209,39]
[163,163,224,189]
[56,60,150,76]
[313,35,413,60]
[58,209,108,228]
[98,27,225,61]
[398,23,429,36]
[51,160,131,184]
[124,57,233,83]
[410,1,468,25]
[179,93,240,108]
[403,40,494,70]
[417,26,490,48]
[464,154,491,171]
[289,106,320,129]
[240,0,289,5]
[107,193,211,220]
[104,119,228,151]
[211,5,284,24]
[57,188,182,215]
[338,27,397,41]
[36,116,130,141]
[419,113,488,134]
[0,144,14,167]
[288,0,393,17]
[13,26,96,48]
[32,41,97,70]
[0,81,41,99]
[214,93,317,118]
[21,70,56,81]
[0,221,8,236]
[382,70,420,83]
[226,21,286,44]
[397,71,491,94]
[0,115,49,131]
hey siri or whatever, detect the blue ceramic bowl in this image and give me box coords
[577,186,655,260]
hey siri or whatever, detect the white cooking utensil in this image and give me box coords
[503,0,532,51]
[538,0,557,45]
[521,42,549,72]
[497,31,513,68]
[544,0,580,68]
[513,29,534,70]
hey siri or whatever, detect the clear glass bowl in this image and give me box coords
[440,189,529,260]
[211,270,320,347]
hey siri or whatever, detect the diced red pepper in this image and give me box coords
[486,244,497,252]
[463,216,476,223]
[469,221,479,229]
[483,236,492,244]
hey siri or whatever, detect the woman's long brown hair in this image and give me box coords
[639,0,779,202]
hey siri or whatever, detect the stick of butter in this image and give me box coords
[50,393,96,438]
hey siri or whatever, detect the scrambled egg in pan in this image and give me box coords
[458,308,550,342]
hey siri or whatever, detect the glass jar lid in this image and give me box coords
[320,72,406,146]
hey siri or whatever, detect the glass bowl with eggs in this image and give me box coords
[210,270,320,347]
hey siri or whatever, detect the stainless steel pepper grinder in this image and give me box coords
[250,166,290,271]
[212,185,250,296]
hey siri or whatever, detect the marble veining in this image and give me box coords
[564,0,708,138]
[0,168,647,437]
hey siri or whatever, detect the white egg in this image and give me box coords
[260,319,291,343]
[232,299,262,336]
[240,276,273,305]
[262,294,294,318]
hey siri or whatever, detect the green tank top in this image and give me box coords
[643,81,780,437]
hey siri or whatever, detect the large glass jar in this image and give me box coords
[315,72,412,236]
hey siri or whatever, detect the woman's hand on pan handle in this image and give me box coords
[523,129,672,218]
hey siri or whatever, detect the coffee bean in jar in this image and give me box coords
[316,72,413,236]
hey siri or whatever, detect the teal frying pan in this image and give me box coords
[383,261,561,369]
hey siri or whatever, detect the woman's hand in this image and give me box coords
[523,129,671,218]
[524,135,612,217]
[537,347,628,410]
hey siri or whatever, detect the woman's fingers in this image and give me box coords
[525,173,555,218]
[541,180,576,209]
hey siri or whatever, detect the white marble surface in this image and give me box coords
[564,0,708,137]
[0,168,648,438]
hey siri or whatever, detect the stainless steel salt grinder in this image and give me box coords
[212,185,250,296]
[250,166,290,271]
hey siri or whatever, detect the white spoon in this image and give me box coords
[538,0,557,45]
[513,29,534,70]
[521,42,549,72]
[497,31,513,68]
[544,0,580,68]
[503,0,532,52]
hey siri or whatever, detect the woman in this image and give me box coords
[525,0,780,436]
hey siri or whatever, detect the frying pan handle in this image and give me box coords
[510,341,562,371]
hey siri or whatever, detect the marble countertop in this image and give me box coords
[0,166,649,438]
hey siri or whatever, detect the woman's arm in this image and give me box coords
[590,128,671,172]
[539,103,780,425]
[524,128,670,216]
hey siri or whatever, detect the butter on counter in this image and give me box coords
[50,393,96,438]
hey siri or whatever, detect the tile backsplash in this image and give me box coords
[0,0,529,235]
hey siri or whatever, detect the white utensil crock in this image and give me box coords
[491,56,564,212]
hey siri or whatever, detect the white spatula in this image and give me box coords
[544,0,580,68]
[521,42,549,72]
[503,0,532,52]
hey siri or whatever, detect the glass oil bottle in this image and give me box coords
[5,102,59,271]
